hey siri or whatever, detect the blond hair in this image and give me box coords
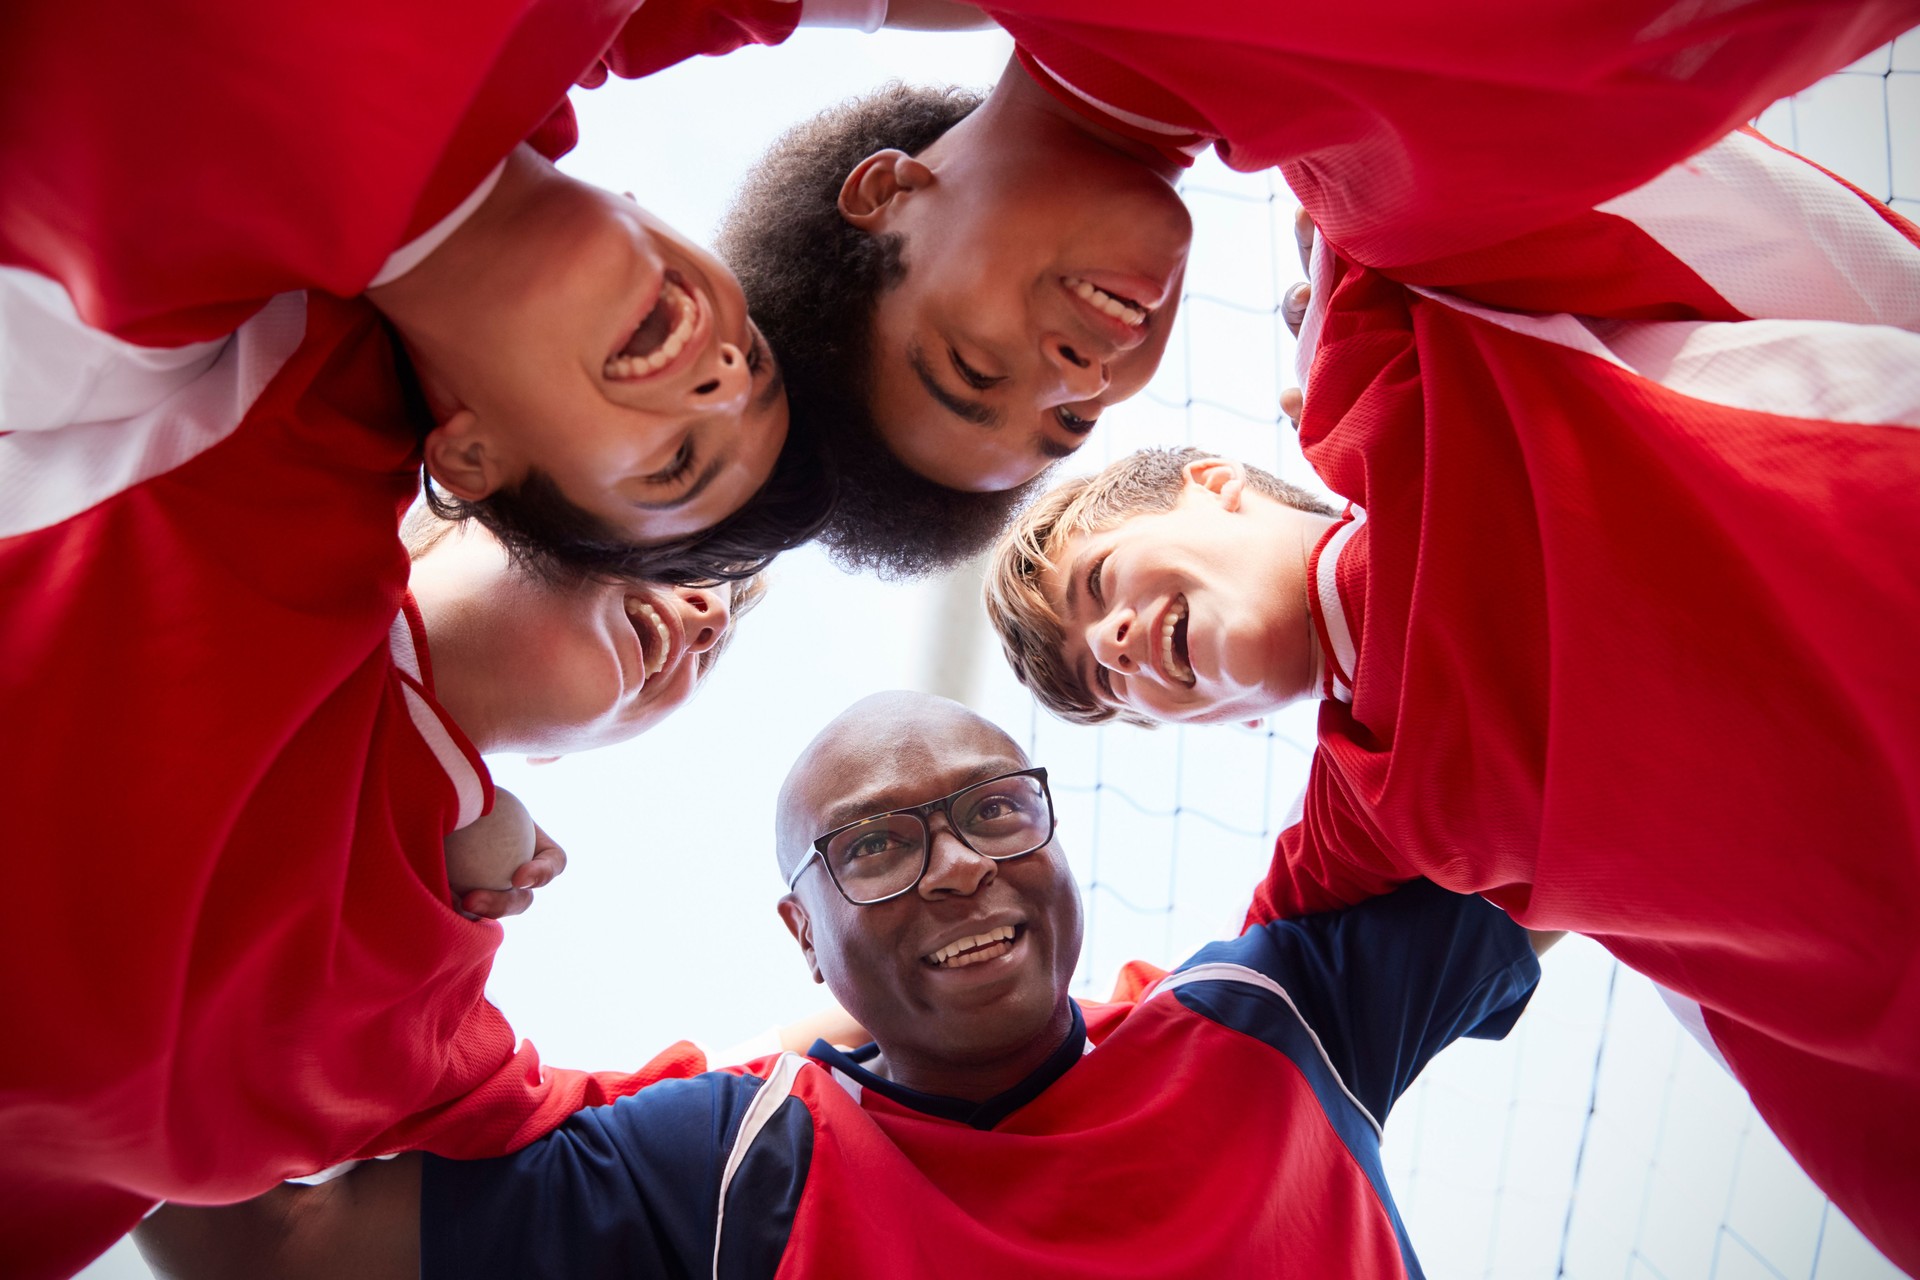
[984,447,1336,727]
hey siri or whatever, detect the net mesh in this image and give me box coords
[972,34,1918,1280]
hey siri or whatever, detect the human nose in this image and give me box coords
[673,585,732,654]
[915,816,997,899]
[685,341,752,415]
[1088,606,1142,676]
[1038,333,1109,403]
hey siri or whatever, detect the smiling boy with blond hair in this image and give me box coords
[984,152,1920,1267]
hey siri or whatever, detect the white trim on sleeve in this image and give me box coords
[1294,229,1334,391]
[388,610,487,830]
[0,290,307,539]
[1,266,228,436]
[1598,130,1920,332]
[1654,983,1734,1076]
[1411,285,1920,430]
[369,161,507,289]
[795,0,887,32]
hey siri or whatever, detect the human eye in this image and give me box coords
[1085,551,1111,609]
[643,439,695,487]
[840,826,908,861]
[948,346,1002,391]
[1093,665,1116,701]
[967,793,1032,824]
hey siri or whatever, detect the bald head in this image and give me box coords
[776,691,1028,881]
[772,692,1081,1101]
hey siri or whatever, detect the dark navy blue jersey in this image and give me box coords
[422,881,1538,1279]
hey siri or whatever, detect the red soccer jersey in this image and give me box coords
[1243,136,1920,1271]
[0,5,814,1274]
[0,287,704,1280]
[0,0,806,346]
[986,0,1920,276]
[1,3,835,1271]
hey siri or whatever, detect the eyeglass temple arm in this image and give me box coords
[784,848,820,891]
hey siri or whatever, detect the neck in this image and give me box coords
[867,997,1076,1104]
[407,557,526,756]
[364,146,555,408]
[980,53,1186,182]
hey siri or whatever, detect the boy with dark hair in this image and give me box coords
[983,158,1920,1265]
[718,0,1920,577]
[0,0,864,583]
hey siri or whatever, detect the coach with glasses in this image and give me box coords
[136,691,1555,1280]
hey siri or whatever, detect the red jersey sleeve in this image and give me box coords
[361,1017,711,1160]
[0,0,636,345]
[592,0,803,83]
[1370,129,1920,324]
[988,0,1920,270]
[1243,755,1416,928]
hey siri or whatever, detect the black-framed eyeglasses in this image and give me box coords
[785,767,1056,905]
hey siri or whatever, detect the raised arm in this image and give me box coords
[135,1156,422,1280]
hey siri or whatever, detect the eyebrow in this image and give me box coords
[908,341,1001,428]
[1062,545,1088,618]
[632,455,725,511]
[1060,551,1105,706]
[816,760,1024,833]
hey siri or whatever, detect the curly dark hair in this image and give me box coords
[388,319,833,586]
[718,82,1028,581]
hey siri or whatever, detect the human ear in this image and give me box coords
[777,895,825,985]
[1182,457,1248,512]
[838,150,935,228]
[423,409,507,501]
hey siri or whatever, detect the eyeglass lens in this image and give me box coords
[823,773,1051,902]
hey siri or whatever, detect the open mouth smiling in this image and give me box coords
[1060,276,1154,350]
[922,924,1025,970]
[1063,276,1149,327]
[1156,595,1196,688]
[605,270,707,382]
[622,593,684,681]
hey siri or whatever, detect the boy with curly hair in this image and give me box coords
[717,0,1920,577]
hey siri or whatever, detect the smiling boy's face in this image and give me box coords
[417,522,740,754]
[1037,472,1320,725]
[396,155,789,545]
[845,112,1191,494]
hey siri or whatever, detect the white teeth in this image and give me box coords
[604,280,698,380]
[924,925,1017,968]
[1063,277,1148,327]
[624,598,672,677]
[1160,598,1193,685]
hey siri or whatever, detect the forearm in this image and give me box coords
[134,1156,421,1280]
[882,0,995,30]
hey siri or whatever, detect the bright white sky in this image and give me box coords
[87,23,1915,1280]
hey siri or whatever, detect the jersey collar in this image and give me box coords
[807,1001,1089,1130]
